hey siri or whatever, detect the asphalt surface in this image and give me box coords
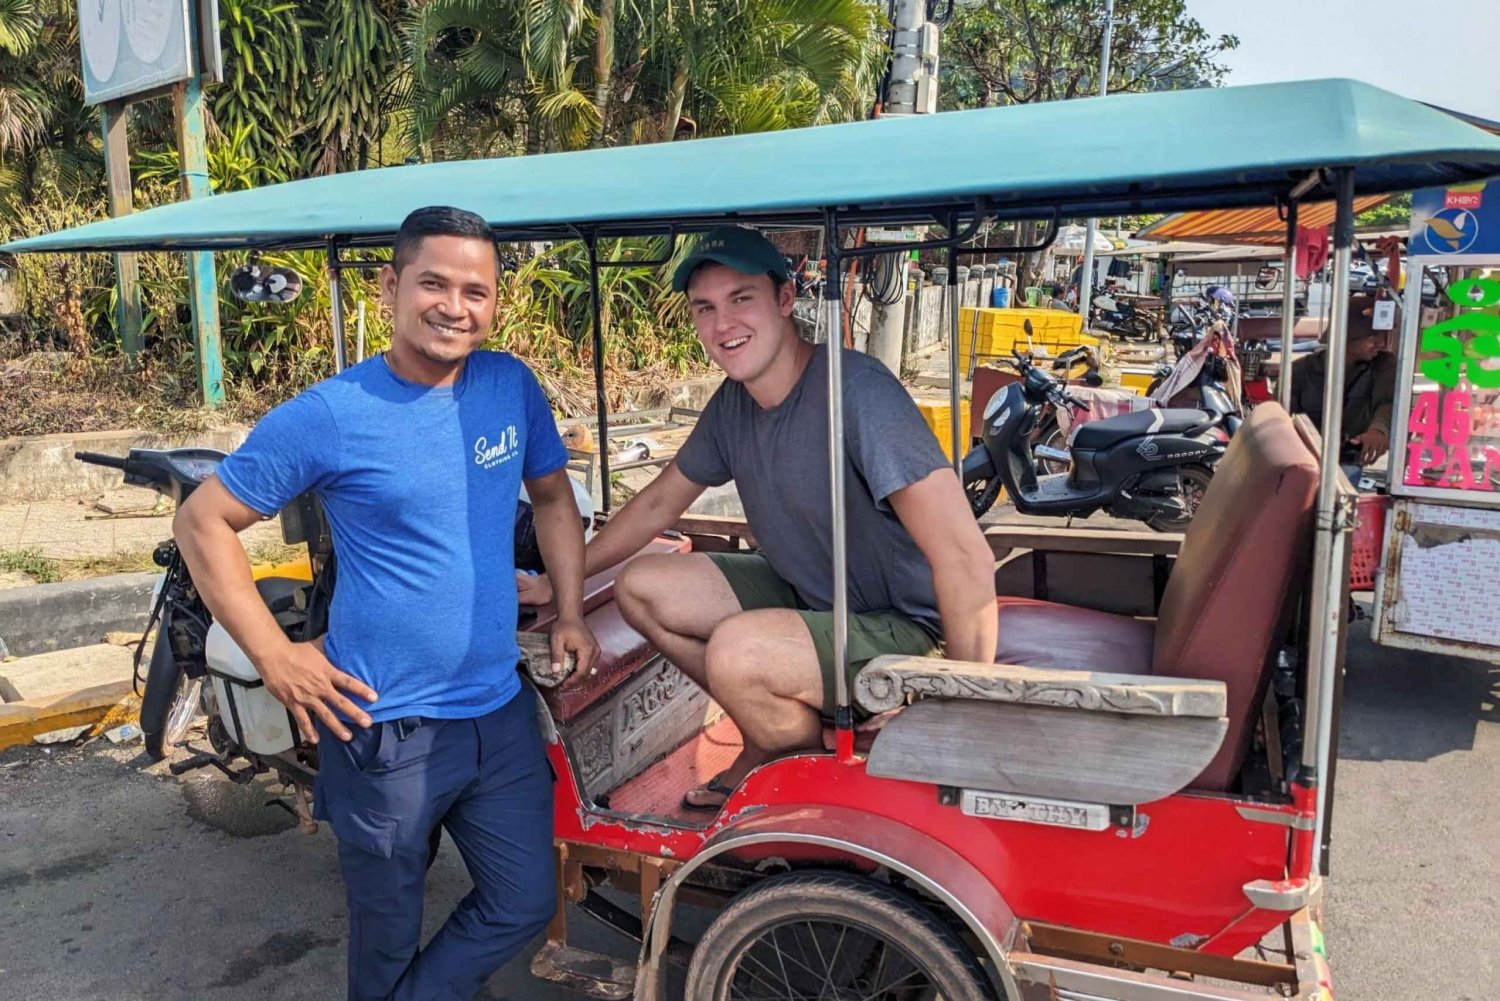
[0,602,1495,1001]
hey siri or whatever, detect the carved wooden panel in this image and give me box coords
[561,657,719,800]
[866,699,1228,804]
[854,655,1225,717]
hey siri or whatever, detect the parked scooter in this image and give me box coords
[1089,283,1157,340]
[961,326,1236,531]
[71,448,588,828]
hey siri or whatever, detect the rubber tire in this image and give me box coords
[684,872,994,1001]
[140,616,188,761]
[964,473,1003,518]
[1146,464,1214,533]
[1033,415,1068,476]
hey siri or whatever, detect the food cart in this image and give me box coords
[1372,179,1500,663]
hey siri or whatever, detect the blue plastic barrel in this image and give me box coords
[991,287,1011,308]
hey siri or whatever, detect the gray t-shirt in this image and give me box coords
[674,345,949,633]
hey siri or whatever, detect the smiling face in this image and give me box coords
[380,234,498,385]
[686,263,798,388]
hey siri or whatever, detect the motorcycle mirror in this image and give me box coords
[1255,266,1279,291]
[229,262,304,304]
[1085,371,1104,387]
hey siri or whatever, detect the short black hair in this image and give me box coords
[392,206,496,274]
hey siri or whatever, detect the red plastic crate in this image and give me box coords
[1349,494,1390,591]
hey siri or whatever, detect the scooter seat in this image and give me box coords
[1070,408,1209,451]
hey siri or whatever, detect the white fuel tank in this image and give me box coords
[205,622,296,755]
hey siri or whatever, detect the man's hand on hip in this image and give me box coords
[258,641,378,743]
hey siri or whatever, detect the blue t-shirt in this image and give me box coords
[215,351,569,722]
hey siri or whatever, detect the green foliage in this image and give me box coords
[941,0,1238,109]
[1356,193,1412,229]
[0,548,61,584]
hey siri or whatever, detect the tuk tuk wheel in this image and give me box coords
[684,871,993,1001]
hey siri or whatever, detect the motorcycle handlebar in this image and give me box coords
[74,451,128,470]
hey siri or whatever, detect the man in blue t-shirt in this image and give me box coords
[175,206,598,1001]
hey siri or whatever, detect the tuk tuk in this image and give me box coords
[8,77,1500,1001]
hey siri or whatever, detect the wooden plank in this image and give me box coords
[672,515,758,549]
[983,526,1183,557]
[866,699,1226,805]
[0,681,134,751]
[1022,921,1295,988]
[855,654,1226,717]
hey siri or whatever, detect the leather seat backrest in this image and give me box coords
[1152,404,1319,790]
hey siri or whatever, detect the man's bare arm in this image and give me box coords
[888,468,997,663]
[174,477,375,741]
[524,468,599,674]
[518,464,706,604]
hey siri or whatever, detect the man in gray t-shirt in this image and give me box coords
[519,226,996,811]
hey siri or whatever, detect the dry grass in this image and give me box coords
[0,540,307,585]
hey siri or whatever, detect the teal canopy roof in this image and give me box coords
[8,78,1500,254]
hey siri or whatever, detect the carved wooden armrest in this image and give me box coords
[517,631,577,689]
[853,655,1226,717]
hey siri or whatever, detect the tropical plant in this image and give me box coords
[0,0,100,202]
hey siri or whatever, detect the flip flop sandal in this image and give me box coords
[681,774,735,811]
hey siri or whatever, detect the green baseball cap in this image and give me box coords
[672,226,790,292]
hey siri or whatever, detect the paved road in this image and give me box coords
[1,608,1495,1000]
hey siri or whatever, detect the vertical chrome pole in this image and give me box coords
[824,211,852,729]
[948,214,963,475]
[1076,0,1116,336]
[327,242,348,374]
[1302,168,1356,872]
[587,236,612,516]
[1279,201,1299,411]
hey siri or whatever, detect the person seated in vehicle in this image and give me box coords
[1285,292,1396,472]
[519,225,996,810]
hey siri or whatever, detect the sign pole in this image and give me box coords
[100,100,144,361]
[174,0,223,408]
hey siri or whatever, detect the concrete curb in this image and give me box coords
[0,572,157,658]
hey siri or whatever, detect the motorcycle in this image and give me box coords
[74,447,330,799]
[1089,283,1158,341]
[961,326,1237,531]
[72,447,589,835]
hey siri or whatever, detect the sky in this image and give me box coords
[1187,0,1500,123]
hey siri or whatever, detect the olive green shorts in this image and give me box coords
[706,552,941,718]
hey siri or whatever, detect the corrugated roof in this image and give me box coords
[1135,196,1391,246]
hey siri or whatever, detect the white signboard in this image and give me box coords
[80,0,193,105]
[1373,500,1500,661]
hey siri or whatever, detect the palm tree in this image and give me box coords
[0,0,100,202]
[406,0,887,156]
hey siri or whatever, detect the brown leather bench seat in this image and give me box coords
[522,537,690,723]
[990,404,1318,791]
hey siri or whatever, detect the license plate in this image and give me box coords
[959,790,1110,831]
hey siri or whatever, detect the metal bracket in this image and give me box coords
[1243,877,1311,912]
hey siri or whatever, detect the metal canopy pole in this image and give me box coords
[1076,0,1116,336]
[947,212,963,475]
[823,211,853,737]
[587,236,612,516]
[1278,200,1299,411]
[1301,167,1357,872]
[327,241,349,373]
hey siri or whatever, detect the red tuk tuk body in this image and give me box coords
[10,77,1500,1001]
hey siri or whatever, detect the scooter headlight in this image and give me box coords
[983,392,1007,420]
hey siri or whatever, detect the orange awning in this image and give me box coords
[1136,196,1391,246]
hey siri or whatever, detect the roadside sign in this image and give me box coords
[80,0,194,106]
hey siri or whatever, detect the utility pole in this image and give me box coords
[1077,0,1116,333]
[867,0,940,376]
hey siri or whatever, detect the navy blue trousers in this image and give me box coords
[314,691,556,1001]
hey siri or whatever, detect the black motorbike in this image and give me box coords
[1088,284,1157,340]
[961,337,1238,531]
[74,448,330,788]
